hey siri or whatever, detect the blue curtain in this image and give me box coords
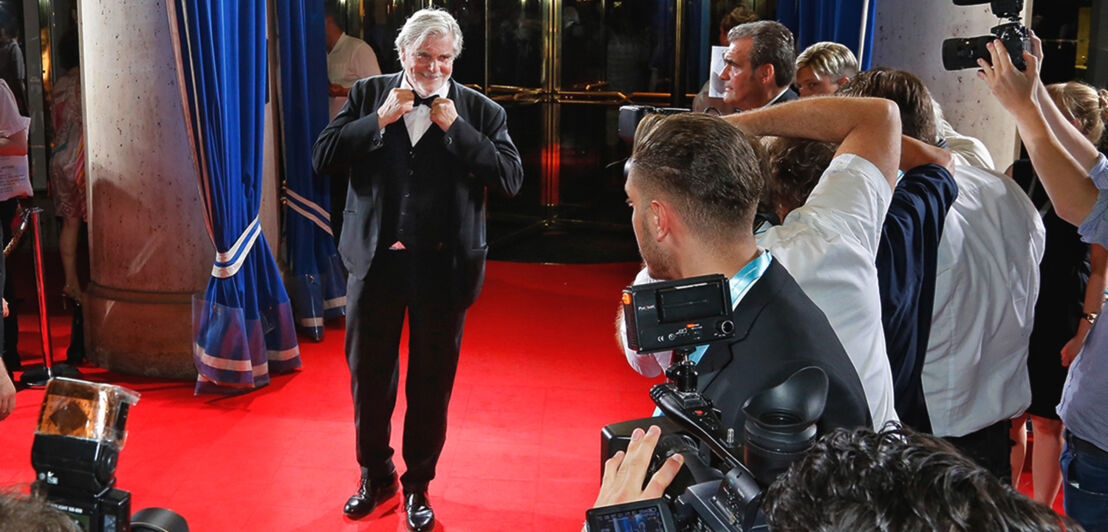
[168,0,301,393]
[276,0,346,342]
[777,0,877,70]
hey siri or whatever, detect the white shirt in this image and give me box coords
[756,154,899,428]
[923,162,1044,437]
[327,33,381,119]
[398,75,450,146]
[938,118,996,172]
[623,154,900,429]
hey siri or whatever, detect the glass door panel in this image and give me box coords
[354,0,708,259]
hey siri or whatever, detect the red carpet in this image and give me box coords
[0,261,660,531]
[0,260,1067,529]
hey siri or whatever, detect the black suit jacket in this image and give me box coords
[772,87,799,105]
[312,73,524,307]
[697,259,872,434]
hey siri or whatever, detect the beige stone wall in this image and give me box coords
[871,0,1034,171]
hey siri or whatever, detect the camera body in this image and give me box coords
[942,0,1029,71]
[603,276,829,531]
[36,484,132,532]
[618,105,690,142]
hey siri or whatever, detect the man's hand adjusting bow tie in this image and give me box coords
[376,87,458,131]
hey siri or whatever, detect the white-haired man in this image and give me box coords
[313,8,524,531]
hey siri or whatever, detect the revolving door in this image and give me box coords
[340,0,719,261]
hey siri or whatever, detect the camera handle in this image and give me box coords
[651,383,764,530]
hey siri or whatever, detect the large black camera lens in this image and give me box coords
[942,36,992,71]
[742,366,828,486]
[953,0,1023,19]
[943,22,1028,71]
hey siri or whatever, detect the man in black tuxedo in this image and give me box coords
[312,8,523,531]
[719,20,799,110]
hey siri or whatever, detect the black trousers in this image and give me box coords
[944,419,1014,484]
[0,198,18,374]
[345,250,466,493]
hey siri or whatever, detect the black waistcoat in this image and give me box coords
[376,119,454,254]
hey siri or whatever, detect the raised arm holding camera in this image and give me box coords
[724,96,902,428]
[980,32,1108,531]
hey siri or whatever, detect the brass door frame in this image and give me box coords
[476,0,693,209]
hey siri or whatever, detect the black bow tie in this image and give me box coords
[412,91,436,107]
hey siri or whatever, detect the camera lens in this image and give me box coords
[741,367,828,486]
[758,410,802,426]
[942,36,990,71]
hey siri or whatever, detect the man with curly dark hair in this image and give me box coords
[0,492,78,532]
[764,425,1082,532]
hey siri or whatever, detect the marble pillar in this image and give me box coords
[871,1,1033,170]
[80,0,213,378]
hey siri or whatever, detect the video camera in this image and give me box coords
[618,105,690,143]
[590,276,828,531]
[942,0,1030,71]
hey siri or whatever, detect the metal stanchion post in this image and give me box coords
[19,207,79,386]
[31,208,52,372]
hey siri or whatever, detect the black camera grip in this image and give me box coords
[650,384,745,471]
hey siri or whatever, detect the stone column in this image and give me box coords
[871,1,1033,170]
[80,0,213,378]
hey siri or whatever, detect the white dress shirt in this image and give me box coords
[623,154,900,429]
[756,154,899,428]
[398,76,450,146]
[327,33,381,119]
[938,118,996,172]
[922,162,1044,437]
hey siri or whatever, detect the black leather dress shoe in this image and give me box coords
[404,491,435,532]
[343,472,398,519]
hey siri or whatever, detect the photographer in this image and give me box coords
[838,68,1044,484]
[592,424,1079,532]
[979,36,1108,530]
[593,425,684,510]
[624,96,903,429]
[764,425,1080,532]
[0,491,78,532]
[622,108,873,436]
[794,41,858,98]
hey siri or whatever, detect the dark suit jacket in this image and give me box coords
[312,73,524,307]
[772,87,799,105]
[697,259,872,435]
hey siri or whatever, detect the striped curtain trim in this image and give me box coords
[269,345,300,361]
[323,296,346,310]
[212,215,261,278]
[286,192,334,236]
[285,188,330,221]
[298,316,323,328]
[197,348,253,372]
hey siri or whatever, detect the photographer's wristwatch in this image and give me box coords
[1083,311,1099,325]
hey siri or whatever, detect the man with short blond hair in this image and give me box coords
[795,41,858,97]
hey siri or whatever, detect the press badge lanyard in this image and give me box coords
[653,250,772,416]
